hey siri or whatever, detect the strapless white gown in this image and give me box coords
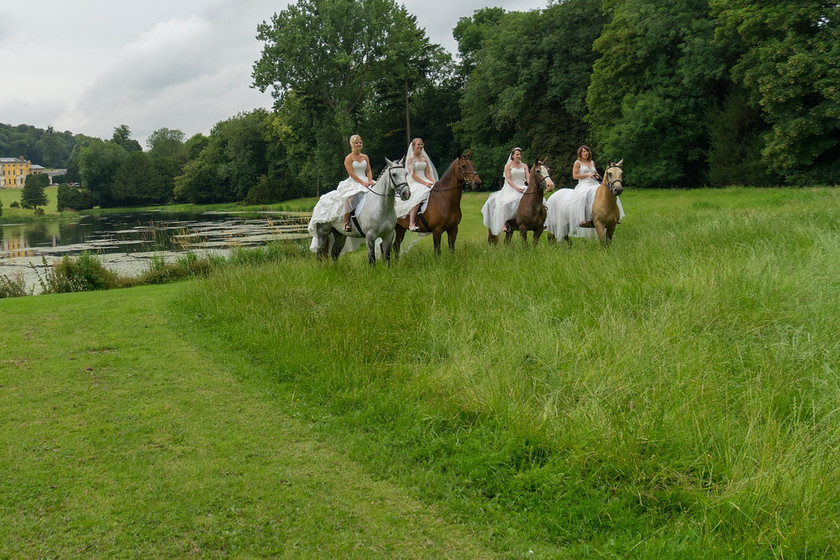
[395,160,433,218]
[481,166,527,235]
[308,159,370,251]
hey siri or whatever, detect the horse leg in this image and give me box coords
[366,236,377,265]
[532,227,543,245]
[381,231,395,265]
[594,222,609,247]
[331,233,348,260]
[433,230,443,256]
[446,225,458,253]
[487,229,498,245]
[447,227,458,253]
[504,220,515,244]
[518,224,529,244]
[393,225,406,259]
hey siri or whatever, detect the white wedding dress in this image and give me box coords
[546,160,625,240]
[308,159,370,252]
[481,166,527,235]
[395,160,433,218]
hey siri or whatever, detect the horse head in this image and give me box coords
[531,157,555,193]
[604,159,624,196]
[383,156,411,200]
[454,150,481,190]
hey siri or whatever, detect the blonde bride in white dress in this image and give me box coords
[481,147,530,236]
[308,134,375,251]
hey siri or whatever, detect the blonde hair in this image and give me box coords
[349,134,362,149]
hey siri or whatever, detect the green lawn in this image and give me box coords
[0,185,59,220]
[2,186,839,558]
[0,285,493,558]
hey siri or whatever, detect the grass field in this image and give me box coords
[2,187,839,557]
[0,186,59,218]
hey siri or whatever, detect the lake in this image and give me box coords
[0,210,310,294]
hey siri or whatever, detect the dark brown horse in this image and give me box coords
[394,151,481,256]
[488,158,555,245]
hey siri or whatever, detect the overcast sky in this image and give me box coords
[0,0,547,148]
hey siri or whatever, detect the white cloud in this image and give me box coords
[1,0,547,146]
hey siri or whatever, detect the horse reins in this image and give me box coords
[364,166,409,197]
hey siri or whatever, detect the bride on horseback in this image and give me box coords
[395,137,438,232]
[481,147,530,235]
[307,134,374,244]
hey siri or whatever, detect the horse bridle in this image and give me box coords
[522,163,552,195]
[604,164,624,195]
[431,156,477,192]
[365,165,409,197]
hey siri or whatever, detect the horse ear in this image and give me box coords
[616,158,623,167]
[465,150,472,158]
[385,157,394,166]
[543,156,549,164]
[397,156,405,166]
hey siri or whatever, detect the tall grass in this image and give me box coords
[176,187,840,557]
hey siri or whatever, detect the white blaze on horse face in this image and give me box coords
[540,165,555,191]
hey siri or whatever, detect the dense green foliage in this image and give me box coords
[253,0,455,191]
[5,0,838,207]
[56,184,94,211]
[0,123,78,168]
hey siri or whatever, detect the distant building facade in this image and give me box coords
[1,156,32,188]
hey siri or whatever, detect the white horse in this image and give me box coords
[311,157,411,264]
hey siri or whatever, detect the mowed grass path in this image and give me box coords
[0,285,493,558]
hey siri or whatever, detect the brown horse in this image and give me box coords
[488,158,555,245]
[394,151,481,256]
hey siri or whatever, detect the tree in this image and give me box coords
[711,0,840,184]
[57,185,94,211]
[253,0,449,189]
[586,0,728,188]
[112,151,168,205]
[146,127,186,160]
[456,0,606,188]
[78,139,128,207]
[111,124,143,153]
[452,7,506,78]
[22,173,49,209]
[174,110,271,204]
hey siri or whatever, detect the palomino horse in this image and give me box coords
[393,151,481,256]
[488,158,555,245]
[545,159,624,247]
[311,158,410,264]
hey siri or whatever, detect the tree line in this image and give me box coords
[4,0,837,211]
